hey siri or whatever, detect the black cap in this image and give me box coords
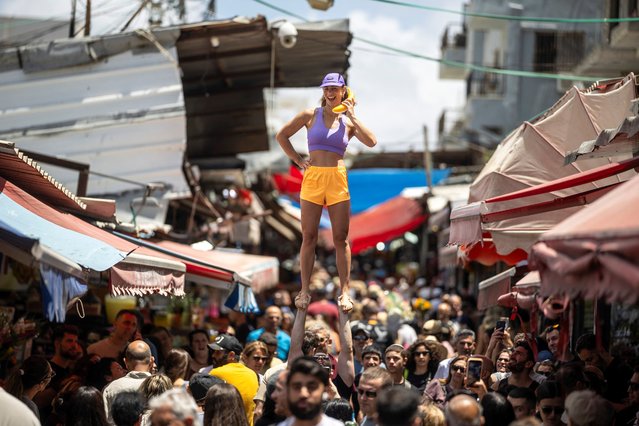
[208,334,243,354]
[189,373,224,402]
[351,321,371,338]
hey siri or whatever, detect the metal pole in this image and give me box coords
[84,0,91,36]
[423,125,433,189]
[69,0,77,38]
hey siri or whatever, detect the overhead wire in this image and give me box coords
[251,0,613,82]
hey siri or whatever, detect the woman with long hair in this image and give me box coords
[240,341,269,375]
[276,72,377,313]
[187,329,213,375]
[422,355,468,409]
[405,340,445,393]
[4,355,53,420]
[162,349,191,388]
[203,383,249,426]
[63,386,109,426]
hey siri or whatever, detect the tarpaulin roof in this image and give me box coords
[0,178,126,278]
[529,173,639,305]
[450,74,637,259]
[0,176,186,296]
[322,195,427,255]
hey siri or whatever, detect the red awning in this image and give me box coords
[322,196,427,255]
[155,240,279,293]
[449,156,639,261]
[460,239,528,267]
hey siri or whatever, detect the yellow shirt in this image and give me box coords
[210,362,259,426]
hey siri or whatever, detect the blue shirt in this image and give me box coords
[246,328,290,361]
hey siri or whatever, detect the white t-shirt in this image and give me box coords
[0,388,40,426]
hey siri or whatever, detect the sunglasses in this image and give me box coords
[357,389,377,398]
[353,335,369,341]
[414,351,431,357]
[252,356,269,362]
[451,365,466,373]
[629,382,639,391]
[541,406,564,415]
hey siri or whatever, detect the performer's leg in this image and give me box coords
[327,199,353,313]
[298,199,324,309]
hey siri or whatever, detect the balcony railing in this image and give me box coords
[441,23,467,51]
[467,70,505,97]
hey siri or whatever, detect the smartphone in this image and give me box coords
[466,357,483,386]
[496,317,508,331]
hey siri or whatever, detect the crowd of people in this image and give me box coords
[0,268,637,426]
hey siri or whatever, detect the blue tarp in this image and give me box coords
[280,168,450,217]
[0,192,127,271]
[348,168,450,214]
[224,282,261,314]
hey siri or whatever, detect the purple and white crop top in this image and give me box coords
[307,108,349,156]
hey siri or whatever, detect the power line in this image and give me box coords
[251,0,613,82]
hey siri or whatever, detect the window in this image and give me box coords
[534,31,585,72]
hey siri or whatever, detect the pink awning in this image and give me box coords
[477,267,515,310]
[529,173,639,304]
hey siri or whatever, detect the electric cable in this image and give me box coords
[251,0,613,82]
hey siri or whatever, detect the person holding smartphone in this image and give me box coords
[493,341,540,397]
[276,73,377,314]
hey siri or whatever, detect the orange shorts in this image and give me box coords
[300,165,350,206]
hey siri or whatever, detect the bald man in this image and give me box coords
[247,306,291,360]
[103,340,155,422]
[445,394,485,426]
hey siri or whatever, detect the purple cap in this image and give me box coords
[320,73,345,87]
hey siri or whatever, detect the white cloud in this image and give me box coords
[344,10,465,152]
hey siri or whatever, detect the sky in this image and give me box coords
[0,0,467,153]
